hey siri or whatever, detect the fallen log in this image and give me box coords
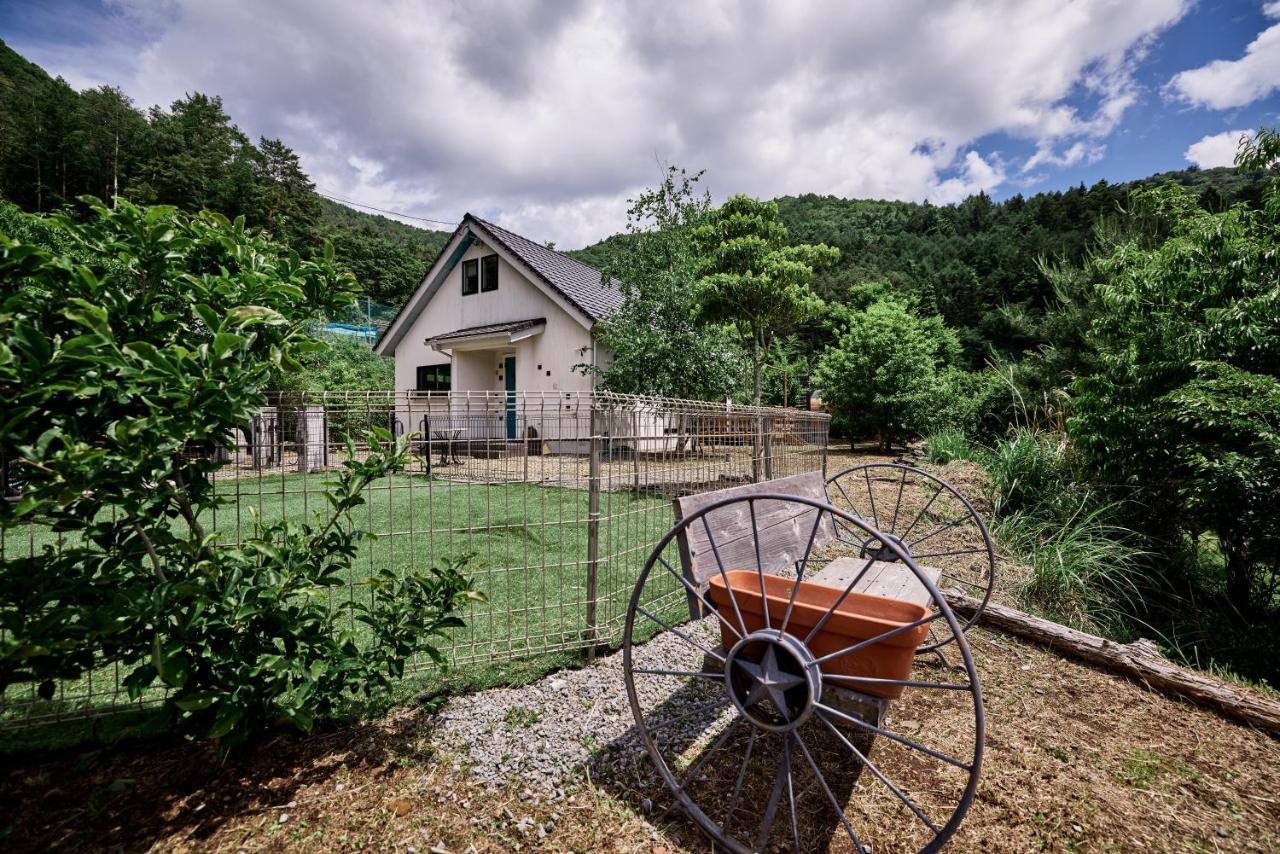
[944,590,1280,736]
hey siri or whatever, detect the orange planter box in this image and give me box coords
[705,570,930,699]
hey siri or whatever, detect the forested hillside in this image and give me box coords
[575,166,1266,370]
[0,39,449,306]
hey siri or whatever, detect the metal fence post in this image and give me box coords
[585,406,602,661]
[632,409,641,493]
[762,414,775,480]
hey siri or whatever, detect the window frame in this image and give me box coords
[461,258,479,295]
[416,364,451,392]
[481,254,499,292]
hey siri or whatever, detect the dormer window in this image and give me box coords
[481,254,499,292]
[461,259,479,295]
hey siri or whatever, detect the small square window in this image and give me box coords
[481,254,499,292]
[416,364,451,392]
[461,259,479,295]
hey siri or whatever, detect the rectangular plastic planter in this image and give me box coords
[706,570,930,699]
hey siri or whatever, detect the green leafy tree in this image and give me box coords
[137,93,257,217]
[253,137,321,247]
[77,85,150,205]
[1071,131,1280,616]
[0,199,479,748]
[326,229,431,306]
[693,194,837,475]
[590,167,745,399]
[814,297,962,450]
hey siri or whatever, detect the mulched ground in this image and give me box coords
[2,623,1277,852]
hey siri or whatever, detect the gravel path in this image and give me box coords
[430,616,728,799]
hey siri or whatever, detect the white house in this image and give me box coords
[374,214,625,447]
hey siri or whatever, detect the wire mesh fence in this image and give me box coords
[1,390,829,728]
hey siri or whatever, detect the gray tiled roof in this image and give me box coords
[468,215,624,322]
[427,318,545,345]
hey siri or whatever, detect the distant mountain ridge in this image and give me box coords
[1,38,1267,351]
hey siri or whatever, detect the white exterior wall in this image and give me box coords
[390,240,597,396]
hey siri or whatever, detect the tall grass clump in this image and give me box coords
[922,429,978,465]
[985,428,1145,633]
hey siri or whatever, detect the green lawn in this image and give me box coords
[2,472,687,732]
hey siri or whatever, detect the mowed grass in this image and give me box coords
[2,471,681,728]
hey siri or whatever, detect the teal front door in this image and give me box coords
[504,356,517,439]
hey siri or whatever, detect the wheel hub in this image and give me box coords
[723,629,822,732]
[861,532,908,562]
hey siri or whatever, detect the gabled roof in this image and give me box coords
[373,214,623,356]
[469,215,624,323]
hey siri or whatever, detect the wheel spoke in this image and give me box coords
[820,673,972,691]
[779,507,827,637]
[793,730,869,853]
[906,517,967,549]
[656,555,743,641]
[830,477,858,516]
[815,703,970,770]
[801,556,876,644]
[784,734,800,854]
[810,612,943,666]
[912,547,985,560]
[721,728,758,836]
[633,667,724,681]
[637,605,726,663]
[938,570,987,592]
[815,712,942,835]
[681,716,741,788]
[888,467,907,534]
[897,481,945,543]
[749,498,771,631]
[754,744,790,851]
[646,698,730,734]
[701,515,749,637]
[863,468,881,530]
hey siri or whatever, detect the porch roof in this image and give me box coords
[426,317,546,350]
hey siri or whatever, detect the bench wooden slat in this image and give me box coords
[673,471,835,594]
[807,557,941,610]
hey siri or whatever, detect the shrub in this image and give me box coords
[0,199,479,749]
[1072,172,1280,617]
[995,502,1143,632]
[922,429,977,465]
[984,428,1074,520]
[814,297,960,450]
[983,429,1144,633]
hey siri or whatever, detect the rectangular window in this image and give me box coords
[481,254,499,292]
[416,364,451,392]
[461,259,479,295]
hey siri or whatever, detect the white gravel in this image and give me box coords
[429,616,730,797]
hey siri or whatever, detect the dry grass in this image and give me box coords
[3,624,1277,852]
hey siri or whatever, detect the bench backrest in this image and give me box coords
[672,470,835,618]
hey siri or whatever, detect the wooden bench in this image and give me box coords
[672,470,941,726]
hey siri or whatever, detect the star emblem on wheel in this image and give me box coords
[733,643,806,720]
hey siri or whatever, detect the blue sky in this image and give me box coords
[964,0,1280,195]
[3,0,1279,244]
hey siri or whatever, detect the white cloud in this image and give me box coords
[24,0,1190,246]
[1167,16,1280,109]
[1023,140,1106,173]
[1184,129,1251,168]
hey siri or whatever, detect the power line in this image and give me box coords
[316,189,457,227]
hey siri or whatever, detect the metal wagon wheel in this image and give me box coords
[623,494,984,854]
[826,463,996,651]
